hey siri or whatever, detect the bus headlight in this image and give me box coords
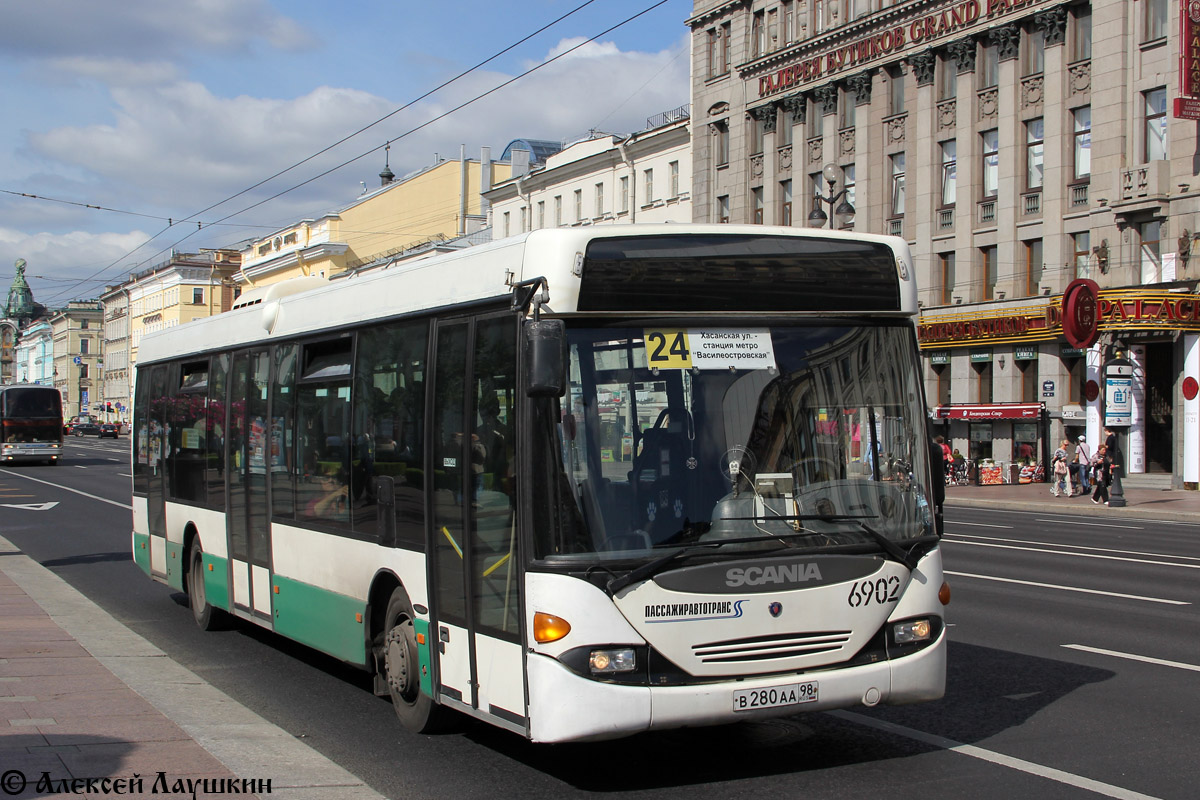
[589,648,636,673]
[892,619,932,644]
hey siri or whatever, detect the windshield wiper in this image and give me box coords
[605,532,824,595]
[854,520,919,571]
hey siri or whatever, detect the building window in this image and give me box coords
[979,41,998,89]
[80,338,89,355]
[767,8,779,51]
[1073,106,1092,180]
[749,114,766,155]
[1023,27,1044,76]
[934,364,951,406]
[574,189,583,222]
[810,171,823,218]
[1025,239,1044,297]
[714,120,730,166]
[814,0,825,35]
[782,1,793,45]
[938,54,957,101]
[669,161,680,197]
[520,206,527,233]
[721,21,731,71]
[1144,0,1167,42]
[643,169,654,203]
[619,176,629,213]
[1019,359,1038,403]
[1145,88,1168,161]
[1072,6,1092,62]
[890,153,906,217]
[974,362,993,404]
[554,195,562,226]
[502,212,510,237]
[595,182,605,216]
[717,195,730,223]
[1026,117,1044,191]
[940,252,956,305]
[981,245,998,301]
[778,107,793,146]
[780,180,793,226]
[80,365,89,380]
[982,129,999,198]
[840,164,855,227]
[841,88,856,129]
[752,187,764,224]
[752,10,766,58]
[1073,231,1091,280]
[1067,357,1086,403]
[888,67,905,115]
[941,140,957,206]
[536,200,545,228]
[1140,220,1162,283]
[192,288,204,305]
[80,319,89,330]
[851,0,870,20]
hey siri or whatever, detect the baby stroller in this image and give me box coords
[952,459,971,486]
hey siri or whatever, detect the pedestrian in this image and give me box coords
[1075,435,1092,496]
[1051,439,1070,497]
[936,435,952,483]
[1091,444,1118,505]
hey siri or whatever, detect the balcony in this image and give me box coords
[1117,161,1170,205]
[888,218,904,237]
[1070,183,1089,208]
[937,208,954,231]
[1021,190,1041,217]
[978,198,997,226]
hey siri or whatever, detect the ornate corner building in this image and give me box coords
[688,0,1200,487]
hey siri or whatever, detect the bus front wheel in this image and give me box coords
[188,543,219,631]
[382,587,447,733]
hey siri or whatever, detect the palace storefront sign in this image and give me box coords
[919,290,1200,349]
[758,0,1050,98]
[1178,1,1200,119]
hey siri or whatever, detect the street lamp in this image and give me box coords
[807,163,855,228]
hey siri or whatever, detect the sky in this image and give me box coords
[0,0,693,307]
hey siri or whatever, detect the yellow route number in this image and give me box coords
[644,329,693,369]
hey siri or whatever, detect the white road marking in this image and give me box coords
[944,570,1189,605]
[830,710,1162,800]
[1034,517,1143,530]
[0,468,131,510]
[945,533,1200,563]
[941,537,1200,570]
[1062,645,1200,673]
[74,465,87,469]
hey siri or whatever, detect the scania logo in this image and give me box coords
[768,601,783,618]
[726,563,823,587]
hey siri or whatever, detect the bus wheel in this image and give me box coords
[188,543,218,631]
[382,587,445,733]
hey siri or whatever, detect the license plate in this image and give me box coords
[733,680,818,712]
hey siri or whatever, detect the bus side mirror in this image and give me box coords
[928,437,945,535]
[525,319,567,398]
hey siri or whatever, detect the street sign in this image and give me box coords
[73,356,82,365]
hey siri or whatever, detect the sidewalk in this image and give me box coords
[0,535,386,800]
[944,479,1200,522]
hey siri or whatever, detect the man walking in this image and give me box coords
[1075,435,1092,496]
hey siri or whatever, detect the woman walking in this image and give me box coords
[1051,439,1070,497]
[1091,444,1118,506]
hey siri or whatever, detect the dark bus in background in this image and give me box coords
[0,384,63,465]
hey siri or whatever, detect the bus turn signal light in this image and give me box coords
[939,581,951,605]
[533,612,572,643]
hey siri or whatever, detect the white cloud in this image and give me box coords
[0,226,155,301]
[45,57,181,87]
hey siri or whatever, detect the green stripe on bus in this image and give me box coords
[133,532,150,575]
[271,575,367,665]
[414,618,433,698]
[165,540,184,592]
[201,553,229,611]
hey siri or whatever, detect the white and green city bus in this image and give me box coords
[132,224,948,743]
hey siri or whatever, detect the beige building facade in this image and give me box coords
[237,151,514,287]
[689,0,1200,486]
[50,302,102,420]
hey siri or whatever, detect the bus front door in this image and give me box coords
[430,316,525,731]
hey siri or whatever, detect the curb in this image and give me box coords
[944,496,1200,524]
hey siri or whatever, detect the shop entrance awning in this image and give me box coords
[935,403,1045,420]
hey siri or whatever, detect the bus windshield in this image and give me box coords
[1,387,63,444]
[531,323,935,563]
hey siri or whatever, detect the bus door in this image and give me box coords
[430,315,524,730]
[145,365,169,578]
[226,349,274,623]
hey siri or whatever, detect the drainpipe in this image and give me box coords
[618,136,636,223]
[459,144,468,237]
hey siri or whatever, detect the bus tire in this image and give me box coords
[187,542,220,631]
[381,587,447,733]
